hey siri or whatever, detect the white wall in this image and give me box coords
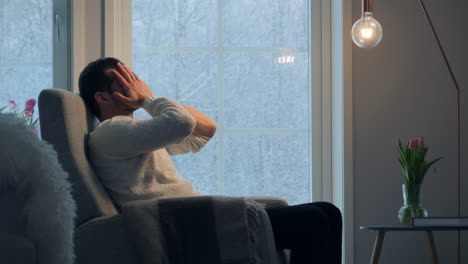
[352,0,468,263]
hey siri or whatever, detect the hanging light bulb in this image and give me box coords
[352,0,383,48]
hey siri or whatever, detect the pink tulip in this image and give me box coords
[25,99,36,110]
[409,138,420,149]
[418,136,425,147]
[24,107,34,117]
[8,100,17,110]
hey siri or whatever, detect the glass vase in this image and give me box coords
[398,184,428,225]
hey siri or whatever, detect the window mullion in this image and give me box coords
[216,0,225,194]
[133,46,307,53]
[311,0,325,202]
[321,0,333,203]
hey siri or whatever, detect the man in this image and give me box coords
[80,57,342,264]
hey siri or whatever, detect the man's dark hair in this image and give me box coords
[79,57,122,118]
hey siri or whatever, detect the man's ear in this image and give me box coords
[94,92,113,105]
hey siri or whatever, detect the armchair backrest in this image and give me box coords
[39,89,117,225]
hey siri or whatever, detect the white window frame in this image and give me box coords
[312,1,354,263]
[69,0,354,262]
[330,0,353,263]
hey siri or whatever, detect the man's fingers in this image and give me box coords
[117,63,133,82]
[121,64,140,81]
[112,92,132,104]
[111,69,130,91]
[119,63,136,82]
[121,64,134,77]
[132,71,141,81]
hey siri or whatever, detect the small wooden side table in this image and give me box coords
[360,225,468,264]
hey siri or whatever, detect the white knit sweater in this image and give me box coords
[89,96,209,206]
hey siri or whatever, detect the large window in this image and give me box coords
[132,0,311,205]
[0,0,52,119]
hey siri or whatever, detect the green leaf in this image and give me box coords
[419,158,441,183]
[426,157,442,170]
[397,138,403,150]
[397,156,405,169]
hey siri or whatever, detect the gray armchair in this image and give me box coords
[38,88,289,264]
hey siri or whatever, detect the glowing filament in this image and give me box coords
[361,28,374,39]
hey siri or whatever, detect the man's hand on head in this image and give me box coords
[111,63,154,109]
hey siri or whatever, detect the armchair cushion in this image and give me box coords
[75,215,138,264]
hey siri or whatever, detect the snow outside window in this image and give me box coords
[132,0,311,205]
[0,0,52,120]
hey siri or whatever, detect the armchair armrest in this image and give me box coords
[75,215,138,264]
[0,232,35,264]
[245,196,289,207]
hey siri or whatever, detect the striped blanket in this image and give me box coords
[122,196,269,264]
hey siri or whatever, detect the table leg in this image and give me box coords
[425,231,439,264]
[370,231,385,264]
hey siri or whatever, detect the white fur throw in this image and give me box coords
[0,114,76,264]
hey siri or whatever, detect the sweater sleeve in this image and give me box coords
[166,134,211,156]
[89,97,196,158]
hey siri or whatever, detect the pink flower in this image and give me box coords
[409,138,420,149]
[33,127,40,134]
[24,108,34,117]
[25,99,36,110]
[8,100,17,111]
[418,136,425,147]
